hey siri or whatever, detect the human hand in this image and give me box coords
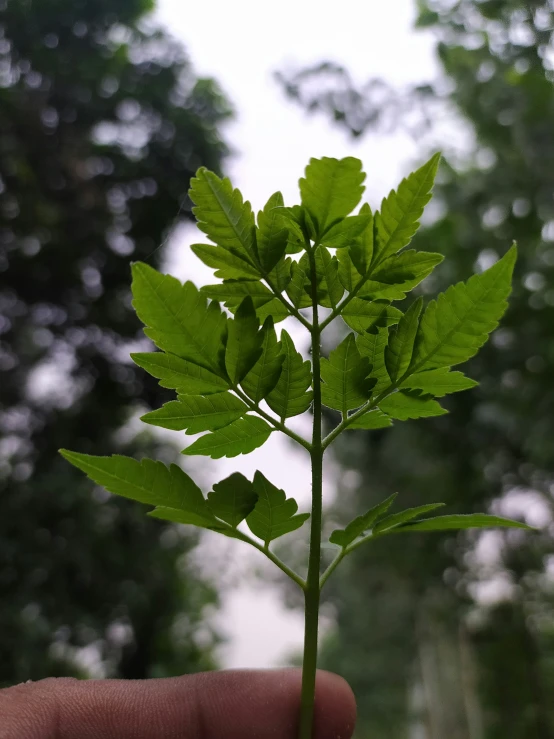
[0,668,356,738]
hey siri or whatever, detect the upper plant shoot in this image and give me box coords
[61,153,529,739]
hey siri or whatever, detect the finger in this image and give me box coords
[0,668,356,739]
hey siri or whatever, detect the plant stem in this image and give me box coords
[298,243,324,739]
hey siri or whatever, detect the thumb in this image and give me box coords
[0,668,356,739]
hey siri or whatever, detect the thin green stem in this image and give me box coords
[234,529,307,589]
[298,243,324,739]
[233,387,312,453]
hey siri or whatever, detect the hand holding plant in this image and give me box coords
[62,153,529,738]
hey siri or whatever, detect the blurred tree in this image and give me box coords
[0,0,232,683]
[280,1,554,736]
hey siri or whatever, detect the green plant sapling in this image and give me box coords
[61,154,530,739]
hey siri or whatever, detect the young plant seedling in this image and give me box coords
[61,154,530,739]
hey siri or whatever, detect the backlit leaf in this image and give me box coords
[286,254,312,309]
[207,472,258,527]
[190,243,260,281]
[342,299,403,334]
[321,333,372,414]
[225,297,264,384]
[385,297,422,383]
[131,263,227,377]
[348,409,392,430]
[200,280,273,306]
[314,246,344,309]
[379,390,447,420]
[131,352,229,395]
[182,416,273,459]
[246,471,310,546]
[373,503,446,534]
[266,330,313,419]
[257,192,289,273]
[320,213,372,249]
[356,327,390,394]
[141,393,246,434]
[241,317,284,403]
[329,493,397,548]
[393,514,531,533]
[400,368,478,396]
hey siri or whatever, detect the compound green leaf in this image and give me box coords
[190,243,260,281]
[140,393,246,434]
[349,204,374,273]
[266,330,313,419]
[254,298,290,324]
[148,506,236,536]
[286,254,312,309]
[59,451,213,525]
[189,168,257,265]
[356,327,390,394]
[359,250,444,301]
[348,409,392,430]
[246,471,310,546]
[392,514,531,533]
[314,246,344,309]
[200,280,273,306]
[267,255,293,292]
[131,352,229,395]
[329,493,397,548]
[411,246,516,373]
[385,297,422,383]
[337,246,362,293]
[225,297,264,384]
[320,213,372,249]
[207,472,258,527]
[342,299,403,334]
[373,503,446,534]
[379,390,447,420]
[182,416,273,459]
[400,368,478,396]
[300,156,366,237]
[373,153,440,265]
[257,192,289,273]
[321,333,372,414]
[131,263,227,377]
[241,317,284,403]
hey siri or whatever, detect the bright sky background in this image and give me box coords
[153,0,440,669]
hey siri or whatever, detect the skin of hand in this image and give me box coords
[0,668,356,739]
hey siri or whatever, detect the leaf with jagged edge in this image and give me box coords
[329,493,397,548]
[131,263,227,377]
[241,317,284,404]
[379,390,447,420]
[410,246,517,375]
[321,334,372,414]
[337,246,362,293]
[390,514,532,533]
[254,299,289,324]
[348,409,392,430]
[257,192,289,274]
[385,297,422,383]
[225,297,264,384]
[373,153,440,266]
[182,415,273,459]
[246,470,310,546]
[59,451,215,527]
[357,250,444,301]
[190,243,260,281]
[278,205,309,243]
[319,213,372,249]
[200,280,274,306]
[356,327,390,394]
[189,168,257,266]
[266,330,313,420]
[286,254,312,309]
[267,255,293,292]
[314,247,344,309]
[140,393,247,434]
[131,352,229,396]
[400,368,478,397]
[300,156,366,237]
[207,472,258,527]
[342,299,403,334]
[373,503,446,534]
[349,204,374,272]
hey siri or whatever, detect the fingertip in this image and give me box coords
[313,670,357,739]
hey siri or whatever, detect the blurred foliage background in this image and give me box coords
[280,0,554,737]
[2,0,554,737]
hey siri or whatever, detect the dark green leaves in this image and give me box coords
[321,334,372,414]
[207,473,258,528]
[131,352,229,395]
[300,156,366,237]
[411,246,516,372]
[342,299,402,334]
[266,330,313,419]
[329,493,397,548]
[225,297,264,384]
[132,263,227,377]
[241,318,284,403]
[257,192,289,273]
[246,471,310,546]
[141,393,246,434]
[182,416,273,459]
[385,297,422,383]
[391,514,531,533]
[379,390,446,420]
[400,368,478,396]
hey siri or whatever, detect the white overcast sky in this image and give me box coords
[153,0,440,669]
